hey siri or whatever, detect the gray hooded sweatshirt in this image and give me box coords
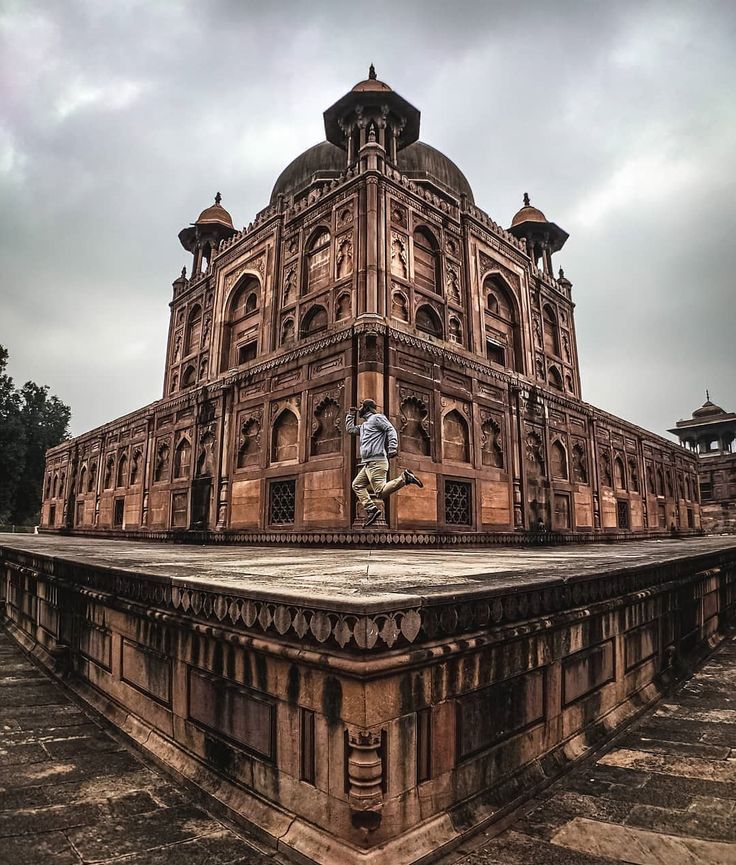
[345,411,398,463]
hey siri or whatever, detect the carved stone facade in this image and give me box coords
[41,70,700,541]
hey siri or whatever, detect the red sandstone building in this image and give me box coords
[670,396,736,533]
[41,69,700,542]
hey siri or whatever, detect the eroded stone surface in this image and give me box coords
[0,631,277,865]
[449,638,736,864]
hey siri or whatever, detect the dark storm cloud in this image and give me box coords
[1,0,734,436]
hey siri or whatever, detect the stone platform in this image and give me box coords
[2,535,736,864]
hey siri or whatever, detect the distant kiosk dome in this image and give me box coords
[270,140,474,204]
[352,64,393,93]
[195,194,234,229]
[692,398,727,419]
[511,194,547,227]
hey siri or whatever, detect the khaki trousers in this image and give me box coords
[351,458,406,510]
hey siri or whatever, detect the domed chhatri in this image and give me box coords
[42,70,701,547]
[178,193,237,277]
[195,192,234,228]
[511,192,547,227]
[670,392,736,533]
[351,62,392,93]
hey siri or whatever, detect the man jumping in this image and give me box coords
[346,399,423,528]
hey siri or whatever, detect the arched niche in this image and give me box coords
[304,227,331,295]
[174,437,192,479]
[413,226,440,294]
[416,304,443,338]
[301,305,328,338]
[542,304,560,357]
[551,440,568,480]
[116,453,128,488]
[271,409,299,463]
[483,274,522,372]
[221,275,260,371]
[184,304,202,356]
[442,409,470,462]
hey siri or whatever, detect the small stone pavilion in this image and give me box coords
[40,68,700,542]
[670,394,736,532]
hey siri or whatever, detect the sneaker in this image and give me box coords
[364,506,381,528]
[403,469,424,488]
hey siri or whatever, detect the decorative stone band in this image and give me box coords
[3,548,735,656]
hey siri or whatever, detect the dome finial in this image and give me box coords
[559,267,565,279]
[214,192,222,206]
[706,387,710,402]
[523,192,530,207]
[369,63,376,80]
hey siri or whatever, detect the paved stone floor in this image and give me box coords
[447,635,736,865]
[0,629,277,865]
[2,535,736,604]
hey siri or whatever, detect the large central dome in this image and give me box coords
[270,139,474,204]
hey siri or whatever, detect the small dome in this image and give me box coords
[692,399,726,418]
[511,193,547,227]
[196,193,233,229]
[352,63,392,93]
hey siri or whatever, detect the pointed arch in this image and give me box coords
[181,365,196,388]
[281,317,295,347]
[130,449,142,485]
[442,409,470,462]
[483,274,522,372]
[614,455,626,490]
[221,275,261,371]
[154,443,170,483]
[547,365,563,390]
[572,443,588,484]
[304,227,331,295]
[542,304,560,356]
[301,304,328,338]
[391,290,409,321]
[116,453,128,488]
[335,292,351,321]
[413,226,440,293]
[78,464,87,494]
[311,397,341,456]
[399,396,430,456]
[174,436,191,479]
[88,461,97,492]
[104,456,114,489]
[237,417,261,468]
[271,409,299,463]
[184,303,202,356]
[551,440,568,480]
[415,304,443,338]
[481,416,504,468]
[196,431,215,477]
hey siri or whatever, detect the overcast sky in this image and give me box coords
[1,0,734,439]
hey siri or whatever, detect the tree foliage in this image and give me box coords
[0,346,71,524]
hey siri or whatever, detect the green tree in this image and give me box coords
[13,381,71,524]
[0,346,71,525]
[0,347,26,523]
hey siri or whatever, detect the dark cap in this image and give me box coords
[358,399,378,417]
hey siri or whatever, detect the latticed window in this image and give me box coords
[269,479,296,525]
[444,480,472,526]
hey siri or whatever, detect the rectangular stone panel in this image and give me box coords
[121,638,172,705]
[80,624,111,670]
[457,668,545,760]
[37,598,59,637]
[625,623,658,671]
[563,640,615,705]
[188,667,275,761]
